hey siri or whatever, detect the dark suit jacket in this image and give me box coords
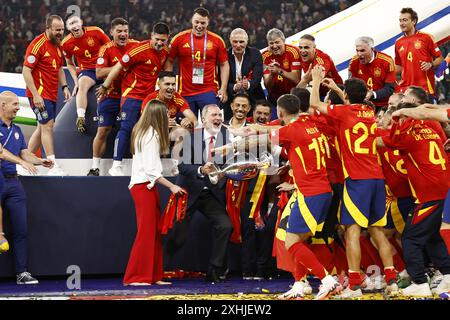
[226,46,265,104]
[177,126,231,210]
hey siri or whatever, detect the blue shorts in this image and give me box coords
[97,98,121,127]
[286,190,332,235]
[184,91,219,117]
[119,97,142,131]
[339,178,386,228]
[443,189,450,224]
[78,69,100,84]
[386,196,415,233]
[29,98,56,124]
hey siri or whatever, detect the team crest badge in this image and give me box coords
[374,67,382,77]
[414,40,422,49]
[206,40,213,50]
[283,60,289,69]
[121,112,127,120]
[87,37,96,47]
[169,107,177,116]
[41,111,49,119]
[27,55,36,64]
[14,132,20,140]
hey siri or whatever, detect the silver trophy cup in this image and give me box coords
[208,151,273,185]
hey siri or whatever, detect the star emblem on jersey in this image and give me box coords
[87,37,96,47]
[57,48,62,57]
[27,55,36,64]
[414,40,422,49]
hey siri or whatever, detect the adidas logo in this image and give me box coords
[74,46,79,51]
[183,43,190,48]
[399,46,404,52]
[145,59,152,64]
[44,51,50,57]
[358,69,363,75]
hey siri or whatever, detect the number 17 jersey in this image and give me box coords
[326,104,384,180]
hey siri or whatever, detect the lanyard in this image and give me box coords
[2,126,14,148]
[191,31,208,63]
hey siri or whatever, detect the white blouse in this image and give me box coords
[129,127,163,190]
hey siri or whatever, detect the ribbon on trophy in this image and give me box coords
[159,190,188,235]
[248,172,267,229]
[225,179,249,243]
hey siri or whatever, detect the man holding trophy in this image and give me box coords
[214,94,342,300]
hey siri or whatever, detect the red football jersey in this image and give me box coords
[62,26,110,70]
[395,31,442,94]
[448,109,450,120]
[96,40,139,99]
[301,49,343,96]
[326,104,384,180]
[378,145,412,198]
[262,44,301,102]
[349,51,396,107]
[120,41,169,100]
[271,115,332,196]
[168,30,228,97]
[142,90,190,117]
[24,33,64,102]
[382,118,449,203]
[311,111,344,184]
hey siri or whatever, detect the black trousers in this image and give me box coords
[240,198,277,275]
[402,200,450,283]
[165,189,232,270]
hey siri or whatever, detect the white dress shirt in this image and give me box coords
[197,129,219,178]
[129,127,163,189]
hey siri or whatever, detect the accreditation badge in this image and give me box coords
[192,62,205,84]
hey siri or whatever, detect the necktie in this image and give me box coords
[207,136,215,162]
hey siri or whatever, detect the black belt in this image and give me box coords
[3,173,18,179]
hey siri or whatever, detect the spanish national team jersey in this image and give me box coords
[62,26,110,70]
[349,51,396,107]
[120,41,169,100]
[326,104,384,180]
[24,33,64,102]
[395,31,442,94]
[448,108,450,120]
[271,115,331,196]
[301,49,343,96]
[382,118,449,203]
[142,90,190,117]
[378,145,412,198]
[168,30,228,97]
[96,40,139,99]
[262,44,301,102]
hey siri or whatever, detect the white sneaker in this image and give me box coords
[397,269,411,288]
[47,166,67,176]
[432,274,450,295]
[278,281,308,300]
[401,282,432,297]
[430,270,443,290]
[362,274,386,292]
[336,286,363,299]
[108,166,125,176]
[315,275,342,300]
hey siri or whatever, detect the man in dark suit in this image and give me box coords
[223,28,265,121]
[175,104,233,282]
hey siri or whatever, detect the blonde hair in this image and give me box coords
[130,99,169,155]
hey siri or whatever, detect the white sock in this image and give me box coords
[92,157,100,169]
[77,108,86,118]
[112,160,122,168]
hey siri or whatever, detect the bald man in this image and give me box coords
[0,91,53,284]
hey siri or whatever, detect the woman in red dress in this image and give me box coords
[123,99,185,286]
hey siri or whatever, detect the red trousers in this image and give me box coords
[123,183,163,284]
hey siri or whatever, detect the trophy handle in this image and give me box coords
[208,163,221,185]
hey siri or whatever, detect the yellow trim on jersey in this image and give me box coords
[276,191,297,241]
[311,237,335,245]
[37,72,44,95]
[122,78,137,97]
[426,74,434,94]
[31,36,47,55]
[296,190,319,234]
[294,147,307,173]
[171,29,192,44]
[407,153,420,171]
[343,181,368,227]
[315,56,325,65]
[286,45,300,59]
[61,34,73,46]
[207,30,226,48]
[129,43,150,57]
[86,26,104,33]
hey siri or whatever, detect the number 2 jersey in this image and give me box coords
[326,104,384,180]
